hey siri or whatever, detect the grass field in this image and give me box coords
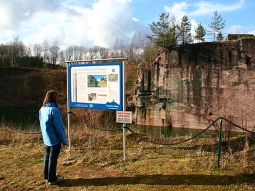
[1,123,255,191]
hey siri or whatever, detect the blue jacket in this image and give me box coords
[39,102,67,146]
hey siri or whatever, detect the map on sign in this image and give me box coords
[68,62,123,111]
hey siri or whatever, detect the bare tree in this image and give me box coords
[65,45,87,61]
[72,46,80,60]
[58,50,66,66]
[65,46,74,61]
[124,32,149,63]
[99,47,109,59]
[26,46,32,57]
[7,37,26,67]
[136,32,149,48]
[42,40,50,63]
[49,40,60,67]
[88,46,100,60]
[125,42,136,63]
[113,38,127,58]
[76,46,87,60]
[0,44,8,67]
[33,43,43,57]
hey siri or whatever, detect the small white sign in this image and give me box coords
[116,111,132,124]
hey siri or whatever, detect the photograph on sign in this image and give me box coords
[68,62,123,110]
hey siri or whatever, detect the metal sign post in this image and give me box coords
[66,62,71,153]
[122,60,126,161]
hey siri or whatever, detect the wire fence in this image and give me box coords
[3,111,254,146]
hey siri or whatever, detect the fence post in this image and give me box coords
[217,117,223,168]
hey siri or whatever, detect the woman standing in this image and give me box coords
[39,90,67,185]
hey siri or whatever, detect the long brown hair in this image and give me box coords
[43,90,59,106]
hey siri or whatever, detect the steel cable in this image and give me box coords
[124,117,221,145]
[221,117,255,134]
[4,113,255,146]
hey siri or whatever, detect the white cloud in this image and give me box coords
[189,0,244,17]
[0,0,62,30]
[0,6,12,29]
[86,0,135,47]
[132,17,139,22]
[0,0,147,49]
[164,2,189,22]
[163,0,245,21]
[226,25,243,34]
[248,30,255,35]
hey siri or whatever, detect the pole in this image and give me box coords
[122,60,126,161]
[67,110,71,153]
[123,123,126,161]
[217,117,223,168]
[66,62,71,154]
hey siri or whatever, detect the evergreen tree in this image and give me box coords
[147,13,177,48]
[177,15,192,45]
[195,23,206,42]
[216,31,224,41]
[208,11,226,41]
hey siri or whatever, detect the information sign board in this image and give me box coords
[68,62,123,110]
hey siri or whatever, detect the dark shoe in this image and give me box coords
[48,176,64,185]
[45,173,59,183]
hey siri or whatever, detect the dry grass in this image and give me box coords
[1,123,255,191]
[2,65,254,190]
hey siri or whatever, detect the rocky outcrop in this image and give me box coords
[134,35,255,131]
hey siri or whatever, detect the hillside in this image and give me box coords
[0,67,67,108]
[0,64,137,109]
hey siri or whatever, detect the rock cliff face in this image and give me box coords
[134,35,255,131]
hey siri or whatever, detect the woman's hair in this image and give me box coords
[43,90,59,106]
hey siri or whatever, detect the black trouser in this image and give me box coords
[43,143,61,182]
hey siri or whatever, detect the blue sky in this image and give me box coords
[0,0,254,49]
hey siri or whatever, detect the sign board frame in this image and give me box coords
[68,62,123,111]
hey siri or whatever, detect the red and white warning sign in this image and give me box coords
[116,111,132,124]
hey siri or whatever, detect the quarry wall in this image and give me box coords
[134,35,255,131]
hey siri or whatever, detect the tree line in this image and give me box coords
[147,11,226,48]
[0,31,153,68]
[0,11,226,68]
